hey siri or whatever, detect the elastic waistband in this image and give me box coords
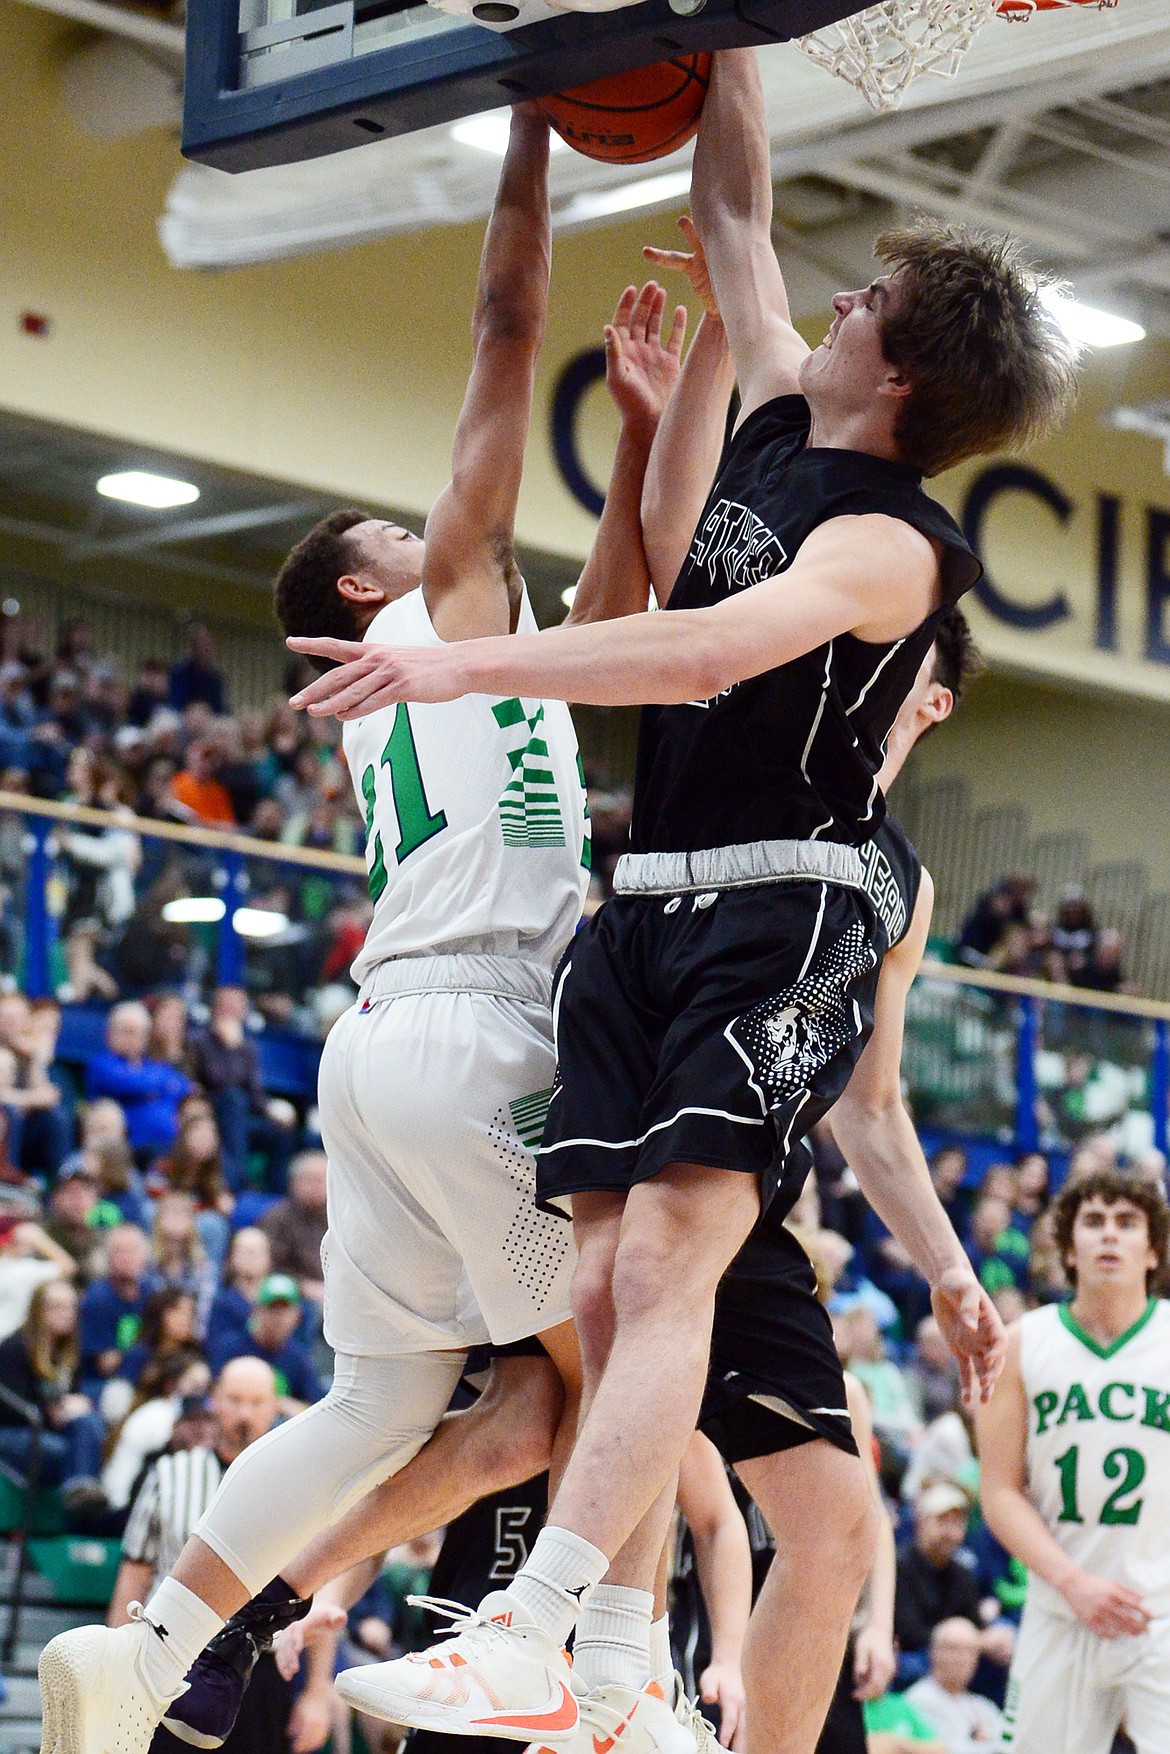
[358,955,552,1008]
[614,840,866,896]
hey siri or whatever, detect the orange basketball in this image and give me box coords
[539,54,711,165]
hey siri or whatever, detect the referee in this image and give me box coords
[108,1357,321,1754]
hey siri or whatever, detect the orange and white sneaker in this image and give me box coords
[526,1679,697,1754]
[334,1592,579,1743]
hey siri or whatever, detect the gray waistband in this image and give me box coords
[358,955,552,1007]
[613,840,866,897]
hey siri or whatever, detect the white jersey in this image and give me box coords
[343,587,589,982]
[1020,1298,1170,1619]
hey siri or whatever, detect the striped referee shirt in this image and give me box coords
[122,1447,226,1589]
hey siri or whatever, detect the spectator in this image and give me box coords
[0,1216,75,1340]
[906,1317,960,1425]
[1074,925,1128,995]
[150,1193,217,1331]
[207,1273,323,1411]
[170,739,236,828]
[1011,1151,1050,1234]
[1050,885,1097,983]
[1025,1209,1069,1304]
[894,1484,1013,1687]
[928,1146,972,1245]
[78,1223,151,1391]
[148,1113,234,1265]
[189,986,296,1193]
[967,1193,1030,1295]
[85,1000,192,1159]
[0,1278,107,1519]
[169,625,228,717]
[906,1618,1005,1751]
[102,1355,213,1514]
[259,1149,327,1307]
[57,750,141,1003]
[109,1288,200,1412]
[206,1227,273,1359]
[43,1159,117,1277]
[956,878,1034,968]
[836,1306,922,1468]
[127,659,171,730]
[0,1109,39,1203]
[148,993,190,1073]
[78,1099,151,1229]
[0,995,74,1174]
[110,867,194,995]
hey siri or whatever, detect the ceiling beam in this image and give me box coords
[67,500,321,561]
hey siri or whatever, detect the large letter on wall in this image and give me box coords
[552,349,607,518]
[962,464,1073,630]
[1147,509,1170,666]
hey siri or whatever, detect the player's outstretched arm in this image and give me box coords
[567,281,687,626]
[640,218,736,602]
[422,104,551,642]
[689,51,810,425]
[677,1431,751,1750]
[830,877,1006,1406]
[975,1331,1152,1641]
[286,511,939,716]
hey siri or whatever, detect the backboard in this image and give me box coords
[183,0,870,171]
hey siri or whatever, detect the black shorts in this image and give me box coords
[536,879,880,1215]
[700,1218,857,1463]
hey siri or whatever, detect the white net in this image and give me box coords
[793,0,1001,112]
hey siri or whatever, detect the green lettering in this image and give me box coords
[1034,1390,1059,1436]
[1100,1383,1136,1422]
[382,704,447,863]
[1057,1382,1093,1425]
[1142,1387,1170,1434]
[1054,1444,1083,1523]
[1101,1447,1146,1525]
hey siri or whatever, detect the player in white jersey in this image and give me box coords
[977,1168,1170,1754]
[37,106,681,1754]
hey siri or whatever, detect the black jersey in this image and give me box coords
[631,397,980,854]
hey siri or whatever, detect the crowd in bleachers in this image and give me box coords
[0,614,375,1034]
[955,875,1130,995]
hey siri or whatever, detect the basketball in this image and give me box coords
[538,54,711,165]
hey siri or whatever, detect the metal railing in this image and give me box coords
[0,791,1167,1154]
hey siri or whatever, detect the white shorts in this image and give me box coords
[317,953,576,1356]
[1002,1594,1170,1754]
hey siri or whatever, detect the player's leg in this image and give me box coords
[1000,1605,1121,1754]
[734,1442,875,1754]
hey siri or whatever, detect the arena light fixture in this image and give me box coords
[1039,288,1145,350]
[561,585,577,609]
[450,111,568,155]
[162,897,226,924]
[232,906,290,938]
[96,470,201,509]
[557,170,692,225]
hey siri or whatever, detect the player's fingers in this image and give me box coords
[646,284,667,345]
[611,284,638,334]
[678,213,699,245]
[668,303,688,358]
[629,280,657,341]
[306,667,395,719]
[287,635,369,672]
[643,248,691,273]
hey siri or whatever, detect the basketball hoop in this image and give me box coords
[795,0,1116,112]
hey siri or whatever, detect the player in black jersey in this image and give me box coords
[285,46,1075,1742]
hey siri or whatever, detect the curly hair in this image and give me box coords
[1052,1168,1170,1292]
[929,605,982,708]
[273,509,370,650]
[874,220,1081,477]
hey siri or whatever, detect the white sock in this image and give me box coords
[649,1614,674,1694]
[572,1585,654,1693]
[505,1525,610,1647]
[139,1579,226,1698]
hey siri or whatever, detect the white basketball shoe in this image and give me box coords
[525,1677,703,1754]
[38,1604,188,1754]
[334,1592,579,1742]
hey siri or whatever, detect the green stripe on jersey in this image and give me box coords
[510,1087,553,1149]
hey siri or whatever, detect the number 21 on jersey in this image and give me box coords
[360,703,447,901]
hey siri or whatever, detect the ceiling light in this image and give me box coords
[1039,288,1145,350]
[451,111,567,155]
[233,906,290,938]
[97,470,201,508]
[558,170,691,226]
[561,584,577,609]
[162,897,226,924]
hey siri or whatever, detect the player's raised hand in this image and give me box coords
[287,637,469,717]
[644,216,721,319]
[604,281,687,442]
[930,1266,1007,1406]
[1061,1570,1152,1640]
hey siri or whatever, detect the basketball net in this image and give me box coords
[795,0,1116,112]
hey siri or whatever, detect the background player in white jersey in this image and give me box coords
[36,104,613,1754]
[977,1169,1170,1754]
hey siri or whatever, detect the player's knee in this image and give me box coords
[824,1461,878,1583]
[611,1224,711,1324]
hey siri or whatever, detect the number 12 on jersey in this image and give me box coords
[361,704,447,901]
[1055,1443,1146,1526]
